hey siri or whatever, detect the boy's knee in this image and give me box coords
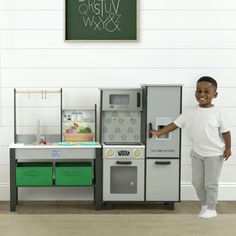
[205,182,218,191]
[192,180,204,190]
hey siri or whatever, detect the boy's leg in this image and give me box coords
[191,150,207,206]
[204,156,224,210]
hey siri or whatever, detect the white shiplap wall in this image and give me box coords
[0,0,236,201]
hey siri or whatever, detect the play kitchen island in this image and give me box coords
[9,142,102,211]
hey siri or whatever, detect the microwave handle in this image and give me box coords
[137,92,141,107]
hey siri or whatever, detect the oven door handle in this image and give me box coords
[155,161,171,165]
[116,161,132,165]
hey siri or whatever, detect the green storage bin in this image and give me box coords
[16,162,53,186]
[55,162,92,186]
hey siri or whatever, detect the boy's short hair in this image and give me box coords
[197,76,218,90]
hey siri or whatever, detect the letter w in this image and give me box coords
[83,16,95,27]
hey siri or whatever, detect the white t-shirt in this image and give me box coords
[174,105,230,157]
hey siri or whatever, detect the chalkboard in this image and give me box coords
[65,0,137,40]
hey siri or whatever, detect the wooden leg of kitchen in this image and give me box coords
[164,201,175,210]
[95,148,102,210]
[104,202,113,210]
[10,148,17,211]
[16,187,18,205]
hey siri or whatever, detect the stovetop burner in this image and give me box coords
[103,142,143,146]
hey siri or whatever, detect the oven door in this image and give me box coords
[103,159,144,201]
[102,90,142,111]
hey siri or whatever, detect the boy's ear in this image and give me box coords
[214,92,218,98]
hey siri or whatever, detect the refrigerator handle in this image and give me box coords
[148,123,153,138]
[155,161,171,165]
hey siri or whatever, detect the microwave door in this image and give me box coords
[109,94,130,106]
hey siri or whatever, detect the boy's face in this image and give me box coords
[195,81,218,108]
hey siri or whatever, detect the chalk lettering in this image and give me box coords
[78,0,122,33]
[111,0,120,14]
[78,3,89,15]
[83,15,95,27]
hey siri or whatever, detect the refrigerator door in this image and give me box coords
[146,86,181,158]
[146,159,180,201]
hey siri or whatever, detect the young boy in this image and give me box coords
[150,76,231,219]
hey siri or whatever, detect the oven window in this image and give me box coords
[110,166,137,193]
[109,95,129,105]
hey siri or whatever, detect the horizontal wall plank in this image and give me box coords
[0,127,14,145]
[0,0,62,10]
[183,88,236,107]
[143,0,236,10]
[3,30,236,49]
[0,166,9,183]
[0,146,9,165]
[62,88,99,107]
[2,68,236,88]
[142,11,236,30]
[181,165,236,182]
[2,87,236,108]
[2,11,236,30]
[3,49,236,68]
[181,146,236,166]
[2,0,236,10]
[0,11,62,29]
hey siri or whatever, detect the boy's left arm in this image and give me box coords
[222,131,231,160]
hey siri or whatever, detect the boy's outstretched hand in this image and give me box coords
[149,129,160,138]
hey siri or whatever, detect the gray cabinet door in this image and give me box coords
[146,159,179,201]
[146,86,181,158]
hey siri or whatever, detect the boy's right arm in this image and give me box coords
[150,123,178,137]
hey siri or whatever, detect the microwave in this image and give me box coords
[101,89,142,111]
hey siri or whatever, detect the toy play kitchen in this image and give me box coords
[9,85,182,211]
[9,88,102,211]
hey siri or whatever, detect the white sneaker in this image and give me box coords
[199,209,217,219]
[198,205,208,216]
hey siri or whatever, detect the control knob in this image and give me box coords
[106,148,115,158]
[133,149,142,158]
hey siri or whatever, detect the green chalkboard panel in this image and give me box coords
[65,0,137,40]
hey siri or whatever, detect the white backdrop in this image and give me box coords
[0,0,236,200]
